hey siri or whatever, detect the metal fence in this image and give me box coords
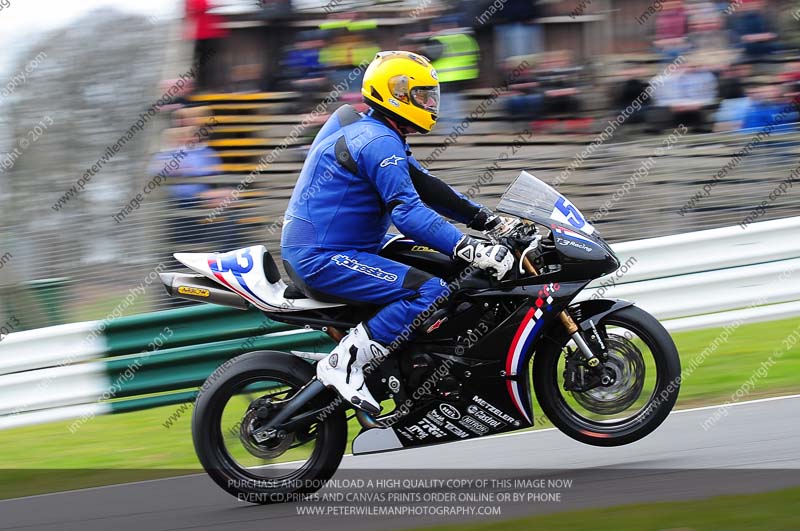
[3,216,798,430]
[1,124,799,330]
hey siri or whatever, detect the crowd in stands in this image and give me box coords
[180,0,800,136]
[153,0,800,253]
[503,0,800,134]
[610,0,800,134]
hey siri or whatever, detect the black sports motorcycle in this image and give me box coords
[159,171,681,503]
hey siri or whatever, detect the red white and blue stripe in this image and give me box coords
[207,258,273,310]
[505,283,559,424]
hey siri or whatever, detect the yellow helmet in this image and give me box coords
[361,51,440,134]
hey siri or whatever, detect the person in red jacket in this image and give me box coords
[185,0,229,90]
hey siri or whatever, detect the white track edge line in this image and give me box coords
[3,393,799,503]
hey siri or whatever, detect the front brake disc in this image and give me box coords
[571,334,645,415]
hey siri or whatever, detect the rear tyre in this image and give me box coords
[192,351,347,503]
[533,305,681,447]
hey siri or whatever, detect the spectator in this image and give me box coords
[728,0,778,61]
[777,61,800,99]
[717,62,750,100]
[487,0,542,63]
[319,24,379,90]
[647,58,718,132]
[184,0,230,91]
[154,77,196,113]
[778,2,800,53]
[714,63,752,131]
[157,108,242,251]
[687,1,728,53]
[654,0,690,61]
[276,32,328,98]
[741,85,798,130]
[536,51,582,117]
[504,58,542,121]
[611,66,652,124]
[424,25,480,123]
[780,60,800,80]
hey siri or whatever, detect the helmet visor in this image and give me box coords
[388,74,410,104]
[410,85,440,114]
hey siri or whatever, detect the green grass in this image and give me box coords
[661,317,800,405]
[407,486,800,531]
[0,317,798,499]
[69,292,157,324]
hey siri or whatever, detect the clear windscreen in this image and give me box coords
[496,171,596,235]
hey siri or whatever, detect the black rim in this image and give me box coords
[206,372,326,486]
[546,314,669,435]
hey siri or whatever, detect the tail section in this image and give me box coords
[160,245,344,312]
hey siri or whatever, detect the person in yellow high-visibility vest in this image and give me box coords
[426,30,480,123]
[429,32,480,84]
[319,20,380,90]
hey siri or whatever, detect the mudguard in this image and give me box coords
[570,298,635,332]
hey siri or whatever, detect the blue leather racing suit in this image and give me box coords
[281,106,484,346]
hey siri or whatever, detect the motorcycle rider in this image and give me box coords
[281,51,515,415]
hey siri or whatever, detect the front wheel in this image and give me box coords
[192,351,347,503]
[533,305,681,447]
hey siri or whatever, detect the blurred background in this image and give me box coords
[1,0,799,330]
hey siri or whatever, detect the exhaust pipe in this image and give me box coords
[158,272,249,310]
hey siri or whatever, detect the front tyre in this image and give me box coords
[533,305,680,447]
[192,351,347,504]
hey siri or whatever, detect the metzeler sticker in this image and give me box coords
[177,286,210,297]
[472,395,517,424]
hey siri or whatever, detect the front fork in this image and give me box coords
[558,312,602,367]
[518,253,602,368]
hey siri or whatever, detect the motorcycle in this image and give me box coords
[159,171,681,503]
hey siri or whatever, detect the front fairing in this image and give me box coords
[496,171,620,280]
[496,171,598,236]
[549,224,619,280]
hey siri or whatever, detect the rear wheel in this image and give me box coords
[192,351,347,503]
[533,305,680,446]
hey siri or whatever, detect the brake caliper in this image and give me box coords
[563,349,605,392]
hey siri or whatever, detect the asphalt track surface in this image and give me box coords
[2,395,799,531]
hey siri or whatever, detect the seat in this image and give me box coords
[283,259,372,305]
[282,283,308,300]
